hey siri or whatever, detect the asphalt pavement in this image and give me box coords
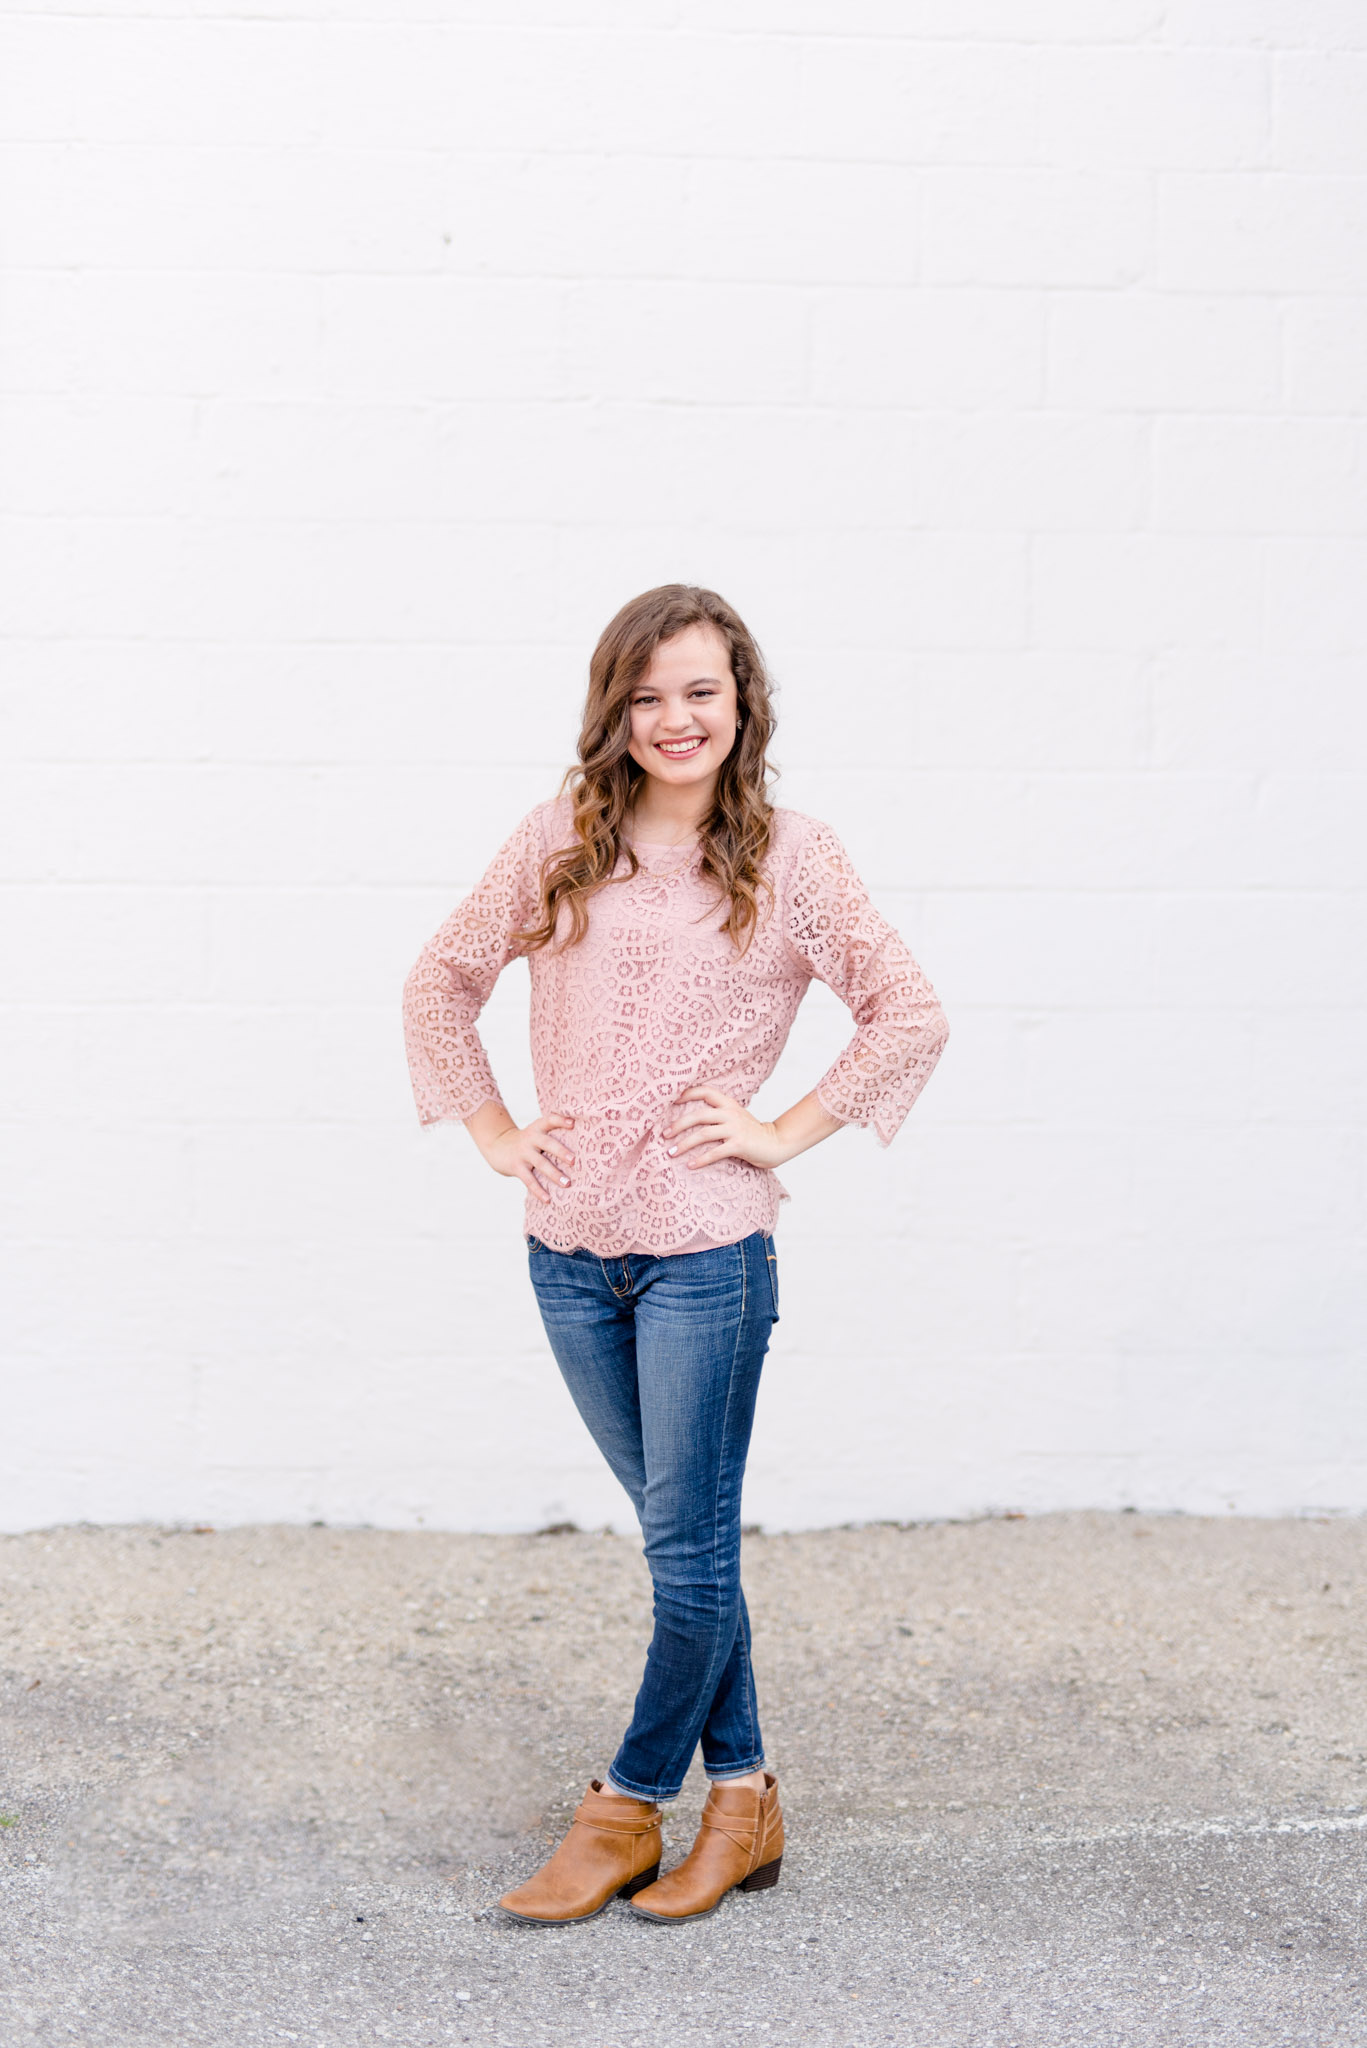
[3,1513,1365,2046]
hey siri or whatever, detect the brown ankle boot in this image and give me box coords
[498,1781,663,1925]
[628,1772,783,1923]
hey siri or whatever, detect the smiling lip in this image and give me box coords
[655,737,706,756]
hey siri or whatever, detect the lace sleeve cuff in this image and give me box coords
[786,818,949,1145]
[814,999,951,1147]
[401,806,547,1127]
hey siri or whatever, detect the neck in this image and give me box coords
[628,778,716,843]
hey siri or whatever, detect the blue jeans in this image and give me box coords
[526,1228,779,1803]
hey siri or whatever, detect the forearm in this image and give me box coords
[663,1083,845,1171]
[768,1088,846,1166]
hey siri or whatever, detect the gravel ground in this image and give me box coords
[2,1513,1366,2047]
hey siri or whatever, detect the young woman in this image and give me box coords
[402,585,948,1925]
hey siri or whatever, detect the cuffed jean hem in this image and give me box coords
[605,1755,767,1803]
[605,1769,683,1803]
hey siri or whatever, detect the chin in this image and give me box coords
[637,749,713,779]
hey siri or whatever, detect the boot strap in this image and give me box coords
[573,1805,660,1835]
[699,1814,762,1853]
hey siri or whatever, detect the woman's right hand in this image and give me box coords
[465,1104,575,1204]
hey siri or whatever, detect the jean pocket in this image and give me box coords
[763,1241,780,1321]
[526,1234,544,1254]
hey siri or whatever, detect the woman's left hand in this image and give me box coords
[662,1086,790,1170]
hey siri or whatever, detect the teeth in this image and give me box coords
[658,739,703,754]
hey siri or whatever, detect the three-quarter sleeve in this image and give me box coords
[784,818,949,1146]
[401,806,547,1127]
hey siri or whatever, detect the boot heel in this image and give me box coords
[740,1856,782,1893]
[620,1862,661,1900]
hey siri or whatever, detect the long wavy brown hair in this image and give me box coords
[515,584,777,954]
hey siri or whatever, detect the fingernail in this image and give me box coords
[560,1177,568,1186]
[667,1146,677,1156]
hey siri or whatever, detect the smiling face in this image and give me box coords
[625,624,740,798]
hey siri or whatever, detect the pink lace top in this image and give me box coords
[402,797,948,1257]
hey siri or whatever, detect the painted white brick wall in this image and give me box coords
[3,2,1365,1532]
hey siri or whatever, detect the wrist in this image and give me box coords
[768,1095,845,1166]
[763,1118,797,1168]
[465,1099,517,1162]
